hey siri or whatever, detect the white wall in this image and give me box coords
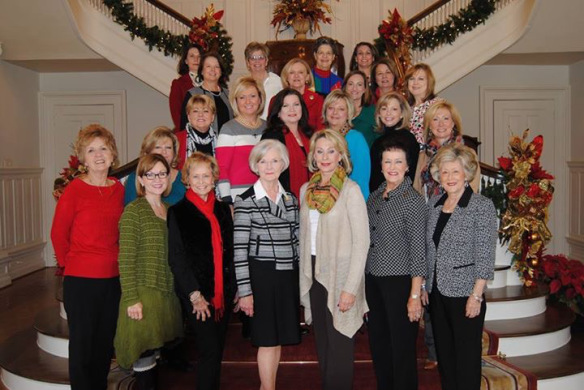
[0,61,40,168]
[569,60,584,161]
[441,65,570,141]
[39,71,171,161]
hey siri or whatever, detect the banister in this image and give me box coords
[142,0,190,26]
[408,0,452,26]
[111,158,139,179]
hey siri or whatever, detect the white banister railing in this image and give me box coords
[410,0,516,64]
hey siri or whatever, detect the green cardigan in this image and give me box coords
[352,104,379,148]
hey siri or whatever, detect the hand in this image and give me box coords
[127,302,143,321]
[421,290,429,306]
[465,296,482,318]
[191,296,211,322]
[239,295,254,317]
[407,297,423,322]
[338,291,356,313]
[232,292,241,313]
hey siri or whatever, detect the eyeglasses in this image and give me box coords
[143,171,168,180]
[249,55,266,61]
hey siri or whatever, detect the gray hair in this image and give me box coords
[430,143,478,183]
[249,139,290,175]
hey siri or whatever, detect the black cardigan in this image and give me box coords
[167,197,236,306]
[369,124,420,192]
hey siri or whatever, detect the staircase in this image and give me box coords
[63,0,538,95]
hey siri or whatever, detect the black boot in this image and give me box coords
[134,367,157,390]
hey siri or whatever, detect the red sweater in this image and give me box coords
[51,178,124,278]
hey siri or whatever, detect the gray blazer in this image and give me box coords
[426,186,497,297]
[180,86,233,131]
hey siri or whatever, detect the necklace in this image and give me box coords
[236,116,261,130]
[86,175,110,197]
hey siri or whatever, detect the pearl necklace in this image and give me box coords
[236,116,261,130]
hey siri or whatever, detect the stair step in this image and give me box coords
[485,285,548,321]
[34,306,69,339]
[0,329,69,387]
[506,329,584,390]
[488,265,512,289]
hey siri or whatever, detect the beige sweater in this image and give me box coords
[299,179,370,338]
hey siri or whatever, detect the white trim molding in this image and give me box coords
[568,161,584,261]
[0,168,45,288]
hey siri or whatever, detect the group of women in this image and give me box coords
[50,37,498,390]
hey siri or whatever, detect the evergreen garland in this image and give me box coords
[375,0,499,57]
[102,0,234,77]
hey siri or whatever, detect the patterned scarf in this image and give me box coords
[421,134,464,198]
[186,123,217,157]
[305,166,347,214]
[185,189,224,320]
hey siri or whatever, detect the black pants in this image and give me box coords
[187,302,232,390]
[63,276,121,390]
[430,287,486,390]
[309,273,354,390]
[365,274,419,390]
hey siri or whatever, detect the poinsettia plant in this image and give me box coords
[53,155,84,201]
[271,0,338,38]
[537,254,584,316]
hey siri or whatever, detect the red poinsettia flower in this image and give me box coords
[526,183,540,198]
[531,162,554,180]
[531,135,543,158]
[508,186,525,199]
[565,287,577,300]
[498,156,512,171]
[549,279,562,294]
[543,260,558,278]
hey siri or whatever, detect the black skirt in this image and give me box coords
[248,260,301,347]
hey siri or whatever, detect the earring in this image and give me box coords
[465,180,469,188]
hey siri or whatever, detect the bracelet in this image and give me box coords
[189,291,202,303]
[471,293,483,303]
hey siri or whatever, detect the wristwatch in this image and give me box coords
[411,294,420,299]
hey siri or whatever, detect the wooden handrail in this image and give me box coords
[142,0,191,26]
[111,158,139,179]
[408,0,452,26]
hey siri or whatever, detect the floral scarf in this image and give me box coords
[305,166,347,214]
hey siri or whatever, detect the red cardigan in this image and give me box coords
[169,73,195,131]
[51,178,125,278]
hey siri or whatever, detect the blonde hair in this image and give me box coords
[323,89,355,128]
[248,139,290,175]
[423,101,463,143]
[374,92,411,132]
[74,124,119,167]
[307,129,352,174]
[181,151,220,186]
[229,76,266,118]
[186,94,217,115]
[281,58,315,89]
[140,126,180,168]
[430,143,478,183]
[135,154,171,197]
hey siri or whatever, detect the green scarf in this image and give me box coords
[305,166,347,214]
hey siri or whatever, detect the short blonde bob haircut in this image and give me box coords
[186,94,217,116]
[307,129,353,175]
[74,124,119,167]
[229,76,266,118]
[405,63,437,106]
[248,139,290,176]
[423,101,463,143]
[281,58,315,89]
[181,151,220,186]
[135,154,172,197]
[374,92,412,132]
[140,126,180,169]
[323,89,355,128]
[430,143,478,184]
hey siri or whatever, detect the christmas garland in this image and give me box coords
[102,0,234,78]
[375,0,499,56]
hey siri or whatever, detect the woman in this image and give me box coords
[349,42,379,85]
[299,130,369,390]
[366,139,427,390]
[369,92,419,192]
[342,70,377,147]
[216,76,267,203]
[312,36,343,96]
[424,143,497,390]
[234,140,300,390]
[169,43,203,131]
[414,101,481,199]
[180,52,234,132]
[124,127,186,206]
[168,152,237,390]
[370,58,400,102]
[114,154,183,389]
[244,41,283,120]
[176,94,218,163]
[280,58,324,131]
[262,88,313,198]
[406,63,441,145]
[51,124,124,390]
[323,89,371,199]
